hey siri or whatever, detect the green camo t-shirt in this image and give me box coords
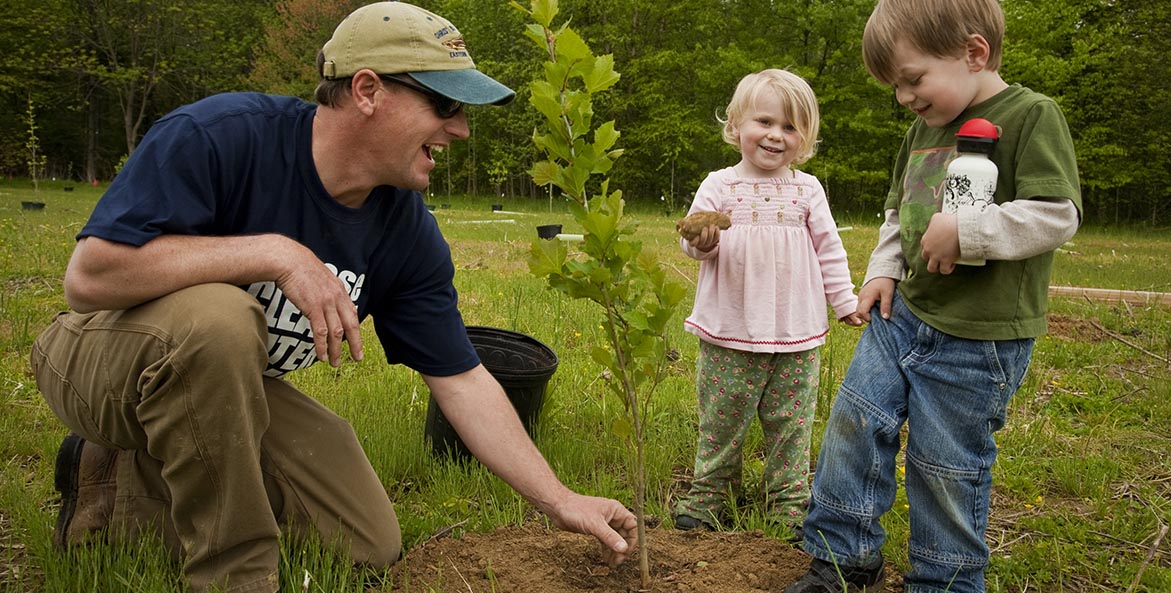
[884,84,1082,340]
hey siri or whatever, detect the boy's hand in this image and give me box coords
[920,212,960,275]
[858,277,896,322]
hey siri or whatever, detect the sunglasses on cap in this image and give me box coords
[379,75,464,119]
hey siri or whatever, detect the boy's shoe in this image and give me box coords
[672,514,715,531]
[53,433,118,548]
[782,556,884,593]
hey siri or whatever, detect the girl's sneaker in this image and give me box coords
[672,514,714,531]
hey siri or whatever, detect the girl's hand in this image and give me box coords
[689,225,721,252]
[838,311,865,327]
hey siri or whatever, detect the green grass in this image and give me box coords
[1,181,1169,591]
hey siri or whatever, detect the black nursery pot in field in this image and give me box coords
[21,201,45,210]
[536,224,562,240]
[425,326,559,460]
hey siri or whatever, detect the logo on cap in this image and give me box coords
[442,37,468,58]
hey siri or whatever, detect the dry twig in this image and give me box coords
[1125,523,1168,593]
[1089,320,1169,365]
[449,558,473,593]
[421,519,468,547]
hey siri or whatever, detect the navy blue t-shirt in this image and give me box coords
[80,92,479,378]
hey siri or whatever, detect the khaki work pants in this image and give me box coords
[30,283,401,593]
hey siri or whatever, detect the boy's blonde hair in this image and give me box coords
[721,69,820,165]
[862,0,1005,86]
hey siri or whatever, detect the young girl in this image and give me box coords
[673,69,863,536]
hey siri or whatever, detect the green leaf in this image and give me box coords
[527,236,567,277]
[553,28,591,65]
[594,120,621,153]
[590,346,613,368]
[610,416,632,440]
[530,0,557,28]
[584,54,621,93]
[625,311,650,332]
[529,80,564,123]
[520,23,547,52]
[534,128,572,162]
[542,61,570,89]
[530,160,560,187]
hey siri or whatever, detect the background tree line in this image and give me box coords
[2,0,1167,224]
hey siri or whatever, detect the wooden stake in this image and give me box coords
[1049,286,1171,307]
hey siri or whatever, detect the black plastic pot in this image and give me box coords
[536,224,562,240]
[21,201,44,211]
[491,203,503,212]
[425,326,559,460]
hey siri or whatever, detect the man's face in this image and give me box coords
[373,80,470,191]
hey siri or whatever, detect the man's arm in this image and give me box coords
[423,366,636,566]
[64,234,362,366]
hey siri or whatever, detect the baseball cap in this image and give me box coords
[320,2,515,106]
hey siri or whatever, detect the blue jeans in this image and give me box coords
[802,293,1034,593]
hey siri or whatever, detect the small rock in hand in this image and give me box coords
[676,211,731,241]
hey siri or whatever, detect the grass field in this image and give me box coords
[1,181,1168,592]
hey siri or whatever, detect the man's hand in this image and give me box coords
[62,234,363,367]
[920,212,960,275]
[545,492,637,567]
[857,277,896,322]
[426,367,635,566]
[275,242,363,367]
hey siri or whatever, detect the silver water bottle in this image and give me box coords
[943,117,999,266]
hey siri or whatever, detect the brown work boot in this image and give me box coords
[53,433,118,548]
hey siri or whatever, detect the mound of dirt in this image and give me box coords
[390,523,903,592]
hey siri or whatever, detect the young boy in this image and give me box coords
[785,1,1081,592]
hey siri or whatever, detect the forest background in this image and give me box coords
[1,0,1168,225]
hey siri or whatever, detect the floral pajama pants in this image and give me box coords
[675,340,819,529]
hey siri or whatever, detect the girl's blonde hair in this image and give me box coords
[863,0,1004,86]
[720,69,820,165]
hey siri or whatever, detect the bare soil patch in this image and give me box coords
[390,523,904,593]
[1046,313,1107,342]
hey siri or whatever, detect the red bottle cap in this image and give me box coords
[957,118,998,140]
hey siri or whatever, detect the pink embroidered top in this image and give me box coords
[680,167,858,353]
